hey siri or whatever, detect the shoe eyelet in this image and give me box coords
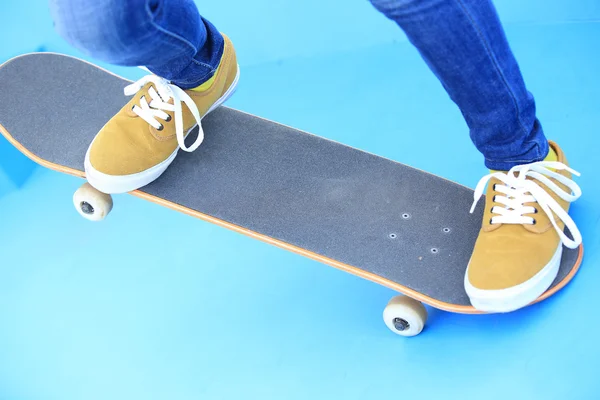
[157,124,164,131]
[493,184,497,191]
[489,218,494,225]
[492,195,497,202]
[165,115,172,122]
[533,208,539,214]
[531,219,537,225]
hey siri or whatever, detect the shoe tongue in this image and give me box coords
[141,83,174,108]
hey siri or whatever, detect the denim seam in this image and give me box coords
[173,72,216,86]
[485,155,542,164]
[143,1,213,70]
[454,0,534,152]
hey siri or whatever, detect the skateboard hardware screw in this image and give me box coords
[393,317,410,331]
[401,213,411,219]
[389,233,398,239]
[442,227,451,233]
[80,201,95,215]
[430,248,439,254]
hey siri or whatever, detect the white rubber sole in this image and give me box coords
[85,65,241,194]
[464,244,563,313]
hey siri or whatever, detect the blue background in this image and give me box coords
[1,1,599,399]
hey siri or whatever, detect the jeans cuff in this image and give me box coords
[484,140,549,170]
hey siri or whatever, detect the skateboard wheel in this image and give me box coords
[73,183,113,221]
[383,295,427,337]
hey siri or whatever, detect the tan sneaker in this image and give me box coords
[84,34,239,194]
[465,141,582,312]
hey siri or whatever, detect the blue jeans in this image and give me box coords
[49,0,223,89]
[49,0,548,170]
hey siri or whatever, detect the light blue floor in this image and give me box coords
[1,2,600,399]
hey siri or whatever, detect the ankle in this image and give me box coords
[189,63,220,92]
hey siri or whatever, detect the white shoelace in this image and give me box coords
[470,161,582,249]
[124,75,204,152]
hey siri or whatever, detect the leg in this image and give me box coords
[49,0,223,88]
[369,0,549,170]
[369,0,583,313]
[49,0,239,193]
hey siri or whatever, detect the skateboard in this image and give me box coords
[0,53,583,336]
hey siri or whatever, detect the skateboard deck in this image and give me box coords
[0,53,583,320]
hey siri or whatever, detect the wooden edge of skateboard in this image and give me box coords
[0,122,585,314]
